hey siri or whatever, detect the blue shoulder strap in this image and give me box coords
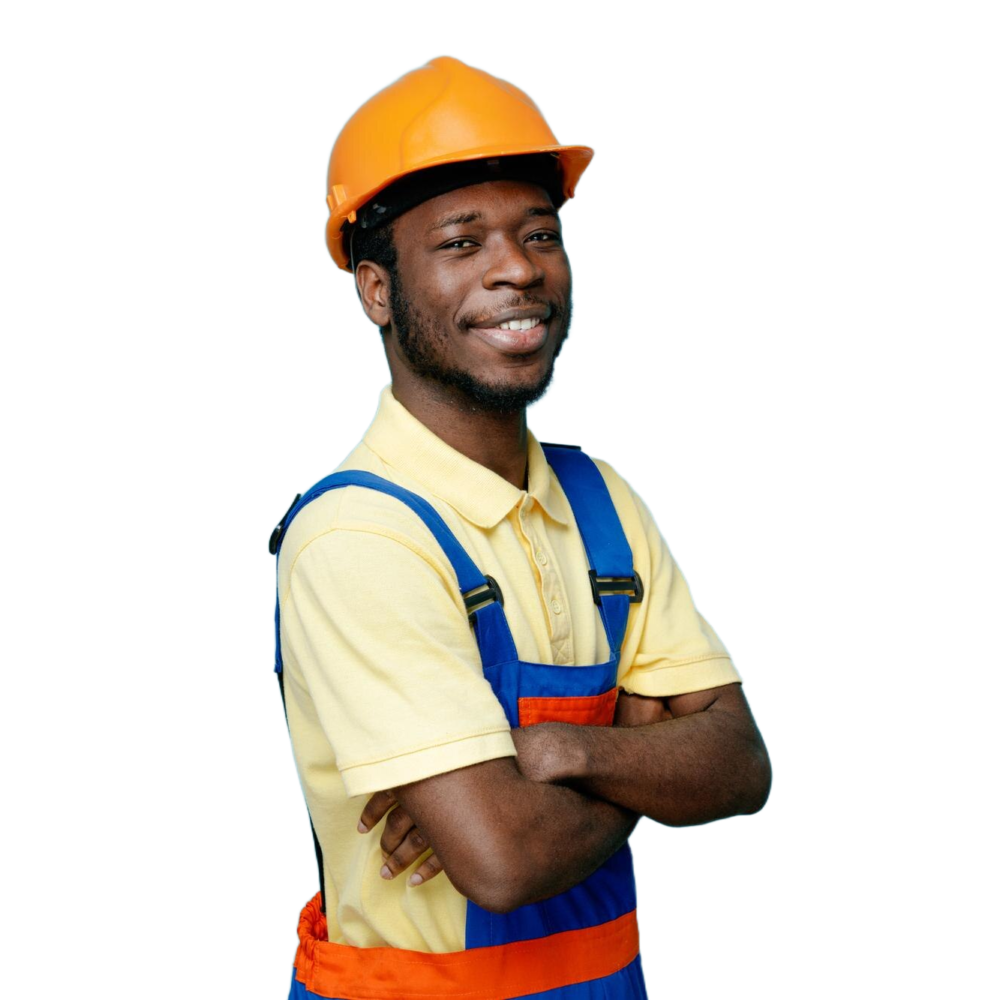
[541,444,641,658]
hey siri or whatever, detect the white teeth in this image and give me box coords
[497,317,542,331]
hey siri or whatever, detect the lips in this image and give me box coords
[469,319,549,355]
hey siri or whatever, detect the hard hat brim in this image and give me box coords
[323,143,597,274]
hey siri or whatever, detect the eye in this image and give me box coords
[527,231,562,244]
[441,238,478,250]
[441,233,562,250]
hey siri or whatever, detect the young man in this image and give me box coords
[271,56,770,1000]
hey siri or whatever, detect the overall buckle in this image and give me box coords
[463,574,504,618]
[589,569,644,605]
[269,493,303,555]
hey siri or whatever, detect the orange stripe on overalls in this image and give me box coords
[294,893,639,999]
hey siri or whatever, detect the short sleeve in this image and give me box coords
[618,486,742,698]
[281,525,516,797]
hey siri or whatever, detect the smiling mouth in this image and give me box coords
[469,317,549,355]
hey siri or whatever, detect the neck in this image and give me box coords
[390,380,529,490]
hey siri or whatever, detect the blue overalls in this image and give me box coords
[272,444,648,1000]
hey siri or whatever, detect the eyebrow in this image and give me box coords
[428,206,560,234]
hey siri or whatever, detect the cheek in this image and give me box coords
[404,301,452,355]
[415,259,477,313]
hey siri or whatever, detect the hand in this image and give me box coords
[357,789,444,887]
[613,689,672,727]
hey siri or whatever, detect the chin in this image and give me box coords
[440,366,556,413]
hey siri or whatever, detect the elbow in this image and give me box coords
[448,862,526,914]
[470,871,550,914]
[465,884,525,915]
[741,744,772,815]
[465,844,582,914]
[447,834,567,914]
[441,841,529,914]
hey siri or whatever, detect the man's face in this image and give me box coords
[383,179,572,413]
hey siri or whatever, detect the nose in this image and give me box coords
[482,235,544,289]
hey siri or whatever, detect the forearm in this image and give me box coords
[493,777,638,911]
[574,712,770,825]
[518,690,771,827]
[394,758,637,914]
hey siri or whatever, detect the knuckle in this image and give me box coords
[419,855,441,878]
[385,807,409,833]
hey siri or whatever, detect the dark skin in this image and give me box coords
[353,179,771,911]
[361,687,769,896]
[358,690,673,885]
[357,179,571,488]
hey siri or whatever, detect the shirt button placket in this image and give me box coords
[522,497,571,656]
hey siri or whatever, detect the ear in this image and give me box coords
[355,261,392,329]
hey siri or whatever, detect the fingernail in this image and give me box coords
[408,874,423,886]
[357,820,369,833]
[380,865,392,879]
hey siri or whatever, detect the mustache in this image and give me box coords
[462,300,563,329]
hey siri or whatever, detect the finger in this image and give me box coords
[379,802,417,859]
[380,826,432,880]
[357,789,396,833]
[407,852,443,887]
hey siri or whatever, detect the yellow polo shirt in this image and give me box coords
[278,385,740,953]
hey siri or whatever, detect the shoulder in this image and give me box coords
[276,441,457,600]
[588,455,661,546]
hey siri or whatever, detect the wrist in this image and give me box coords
[512,722,591,784]
[545,722,591,783]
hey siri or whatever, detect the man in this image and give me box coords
[271,56,771,999]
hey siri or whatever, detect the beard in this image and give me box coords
[387,274,572,414]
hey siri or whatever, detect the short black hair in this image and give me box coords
[350,221,398,337]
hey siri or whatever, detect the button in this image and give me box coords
[551,599,562,615]
[536,550,548,566]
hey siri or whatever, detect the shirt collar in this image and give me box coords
[363,386,572,529]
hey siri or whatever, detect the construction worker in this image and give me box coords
[271,56,771,999]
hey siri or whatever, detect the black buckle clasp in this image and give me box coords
[269,493,303,555]
[463,574,504,618]
[589,569,644,605]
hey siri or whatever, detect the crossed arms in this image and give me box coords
[358,681,771,913]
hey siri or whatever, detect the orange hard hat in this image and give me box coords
[326,56,594,271]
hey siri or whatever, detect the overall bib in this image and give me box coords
[272,444,648,1000]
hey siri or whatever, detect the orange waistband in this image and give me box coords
[293,893,640,1000]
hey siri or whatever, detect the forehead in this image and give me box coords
[395,179,559,242]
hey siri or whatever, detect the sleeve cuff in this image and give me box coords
[339,729,517,798]
[623,655,742,698]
